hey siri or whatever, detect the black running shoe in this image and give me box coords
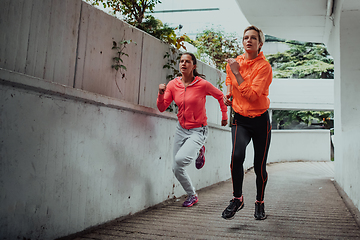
[221,198,244,220]
[254,201,267,220]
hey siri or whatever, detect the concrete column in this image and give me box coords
[332,0,360,210]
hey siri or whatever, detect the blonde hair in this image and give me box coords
[243,25,265,53]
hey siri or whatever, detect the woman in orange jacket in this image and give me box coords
[221,26,272,220]
[157,52,228,207]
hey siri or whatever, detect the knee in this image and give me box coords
[254,167,267,177]
[232,150,245,163]
[174,155,191,168]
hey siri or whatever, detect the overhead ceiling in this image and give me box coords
[235,0,334,44]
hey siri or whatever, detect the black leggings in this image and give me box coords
[230,111,271,201]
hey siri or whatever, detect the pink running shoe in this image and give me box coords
[195,146,205,169]
[182,195,198,207]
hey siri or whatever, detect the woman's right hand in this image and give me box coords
[223,94,232,106]
[225,58,240,76]
[159,83,166,95]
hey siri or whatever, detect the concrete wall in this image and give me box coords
[261,41,290,56]
[268,129,330,162]
[0,0,82,87]
[327,0,360,212]
[269,79,334,110]
[0,69,232,239]
[0,1,228,238]
[0,0,333,239]
[242,129,331,171]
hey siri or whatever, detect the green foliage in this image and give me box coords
[273,110,333,129]
[162,49,182,113]
[191,29,244,72]
[112,39,135,70]
[163,49,181,80]
[266,42,334,79]
[137,16,175,41]
[86,0,189,60]
[137,16,190,50]
[86,0,161,25]
[267,41,335,129]
[112,39,136,93]
[86,0,189,49]
[188,29,243,91]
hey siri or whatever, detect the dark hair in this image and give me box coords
[181,52,206,79]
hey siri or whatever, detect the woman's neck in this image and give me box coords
[245,51,259,60]
[182,74,195,84]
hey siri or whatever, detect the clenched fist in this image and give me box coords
[159,83,166,95]
[223,94,232,106]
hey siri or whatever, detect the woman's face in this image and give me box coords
[243,29,263,53]
[179,54,196,76]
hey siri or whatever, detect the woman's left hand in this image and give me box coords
[223,94,232,106]
[221,119,228,126]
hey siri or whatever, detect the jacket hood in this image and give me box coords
[174,76,203,87]
[237,52,266,66]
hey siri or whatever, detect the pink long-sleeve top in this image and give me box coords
[157,76,228,129]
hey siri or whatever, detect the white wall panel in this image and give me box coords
[269,79,334,110]
[74,2,143,104]
[0,0,81,86]
[336,5,360,211]
[268,130,331,162]
[138,34,171,108]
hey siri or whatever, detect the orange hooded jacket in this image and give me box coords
[226,52,272,118]
[157,76,228,129]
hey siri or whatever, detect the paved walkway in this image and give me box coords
[70,161,360,239]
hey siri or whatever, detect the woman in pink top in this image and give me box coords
[157,52,228,207]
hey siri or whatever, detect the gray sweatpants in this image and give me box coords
[172,122,209,196]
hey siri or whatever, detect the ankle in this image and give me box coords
[234,196,243,201]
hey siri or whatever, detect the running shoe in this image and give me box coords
[254,201,267,220]
[195,146,205,169]
[221,197,244,220]
[182,195,198,207]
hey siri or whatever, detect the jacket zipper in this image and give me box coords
[183,86,187,128]
[181,77,198,129]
